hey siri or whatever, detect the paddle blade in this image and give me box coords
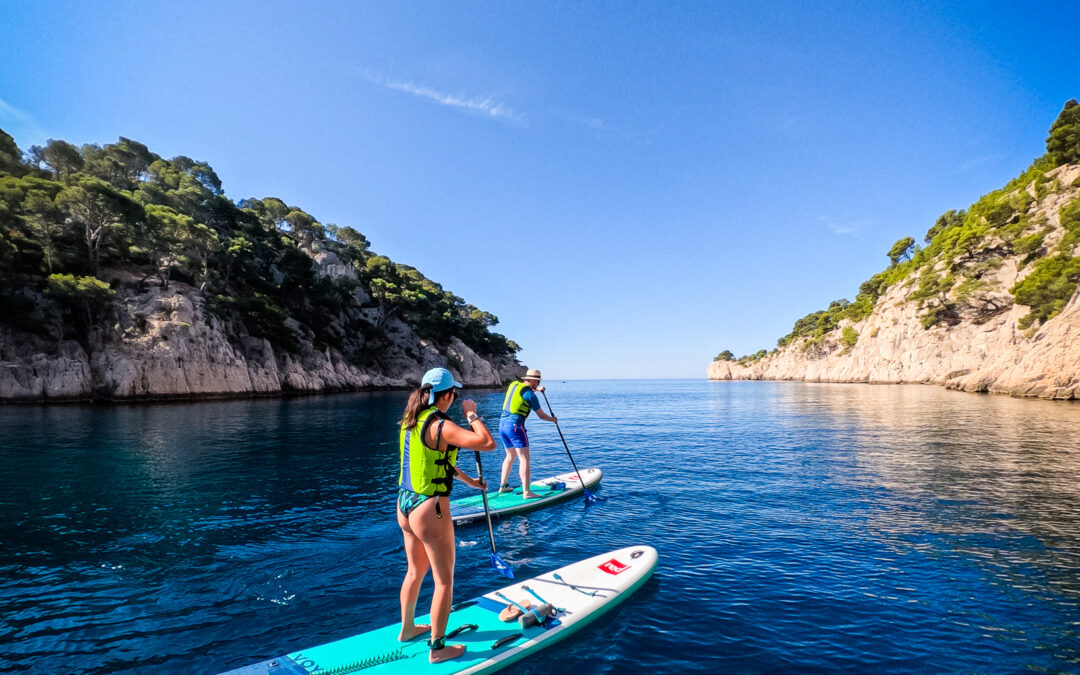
[583,489,599,506]
[492,553,515,578]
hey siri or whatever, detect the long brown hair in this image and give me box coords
[399,384,433,429]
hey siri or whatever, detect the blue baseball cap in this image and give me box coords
[422,367,463,404]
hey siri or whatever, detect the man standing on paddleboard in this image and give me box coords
[498,369,558,499]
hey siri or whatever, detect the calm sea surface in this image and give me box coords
[1,380,1079,673]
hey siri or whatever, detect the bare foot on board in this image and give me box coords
[398,623,430,641]
[429,643,466,663]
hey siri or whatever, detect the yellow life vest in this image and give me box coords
[501,380,532,419]
[398,406,459,496]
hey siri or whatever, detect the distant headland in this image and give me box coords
[710,99,1080,400]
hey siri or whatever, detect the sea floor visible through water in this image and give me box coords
[1,380,1079,673]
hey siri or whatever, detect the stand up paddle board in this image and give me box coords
[450,468,602,525]
[222,544,656,675]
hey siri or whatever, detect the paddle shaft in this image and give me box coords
[473,450,499,557]
[540,391,586,481]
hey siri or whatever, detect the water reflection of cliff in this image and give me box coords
[770,383,1080,657]
[0,393,411,568]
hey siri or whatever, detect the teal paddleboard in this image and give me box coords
[450,468,602,525]
[221,544,657,674]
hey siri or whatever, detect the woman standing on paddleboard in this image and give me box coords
[397,367,496,663]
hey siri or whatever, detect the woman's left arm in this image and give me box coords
[455,469,486,490]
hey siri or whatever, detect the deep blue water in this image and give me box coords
[1,380,1079,673]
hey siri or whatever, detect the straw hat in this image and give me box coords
[523,369,542,381]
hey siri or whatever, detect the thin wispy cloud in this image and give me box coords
[960,152,1006,172]
[552,108,606,131]
[363,71,519,121]
[819,216,868,237]
[551,107,661,146]
[0,97,48,145]
[0,97,35,127]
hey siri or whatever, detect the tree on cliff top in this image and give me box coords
[30,139,84,180]
[0,129,23,176]
[57,177,144,276]
[1046,99,1080,167]
[888,237,915,266]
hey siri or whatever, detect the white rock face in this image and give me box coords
[708,164,1080,400]
[0,257,522,401]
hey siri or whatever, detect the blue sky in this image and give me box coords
[2,1,1078,378]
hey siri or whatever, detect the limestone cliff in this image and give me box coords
[709,163,1080,400]
[0,245,522,402]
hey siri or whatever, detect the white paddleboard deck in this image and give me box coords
[222,544,657,674]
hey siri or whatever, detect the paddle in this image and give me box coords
[474,449,514,578]
[540,391,598,506]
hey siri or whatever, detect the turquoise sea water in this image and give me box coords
[1,380,1079,673]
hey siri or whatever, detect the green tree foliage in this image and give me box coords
[21,189,65,272]
[326,223,370,256]
[57,176,145,276]
[0,129,23,175]
[908,269,958,328]
[36,139,84,179]
[840,326,858,350]
[0,174,70,278]
[714,350,735,361]
[1013,229,1048,266]
[139,204,197,289]
[1011,254,1080,329]
[0,128,520,360]
[736,349,768,365]
[924,209,965,243]
[80,137,157,189]
[1009,195,1080,329]
[1046,99,1080,167]
[888,236,915,266]
[45,273,115,333]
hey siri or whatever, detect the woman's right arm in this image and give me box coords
[433,399,496,451]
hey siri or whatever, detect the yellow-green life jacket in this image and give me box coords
[502,380,533,419]
[399,406,459,496]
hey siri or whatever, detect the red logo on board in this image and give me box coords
[598,558,629,575]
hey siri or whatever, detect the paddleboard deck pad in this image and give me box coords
[450,468,602,525]
[222,544,657,675]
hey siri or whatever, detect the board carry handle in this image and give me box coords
[446,623,478,639]
[491,633,523,650]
